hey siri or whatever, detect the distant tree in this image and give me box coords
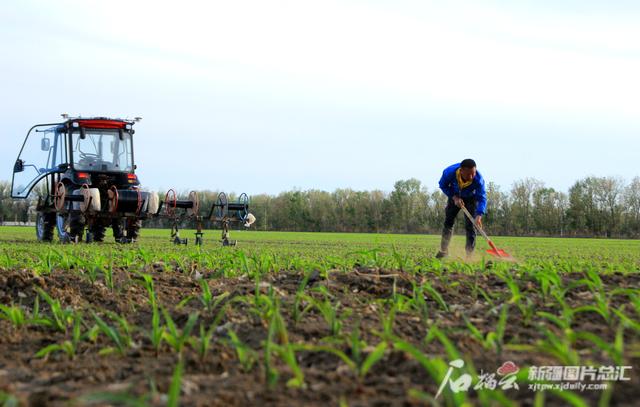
[485,182,510,235]
[532,187,567,236]
[623,177,640,237]
[593,177,624,237]
[389,179,424,233]
[425,189,447,233]
[367,190,387,232]
[567,180,591,235]
[510,178,544,235]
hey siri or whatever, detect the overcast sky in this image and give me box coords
[2,0,639,196]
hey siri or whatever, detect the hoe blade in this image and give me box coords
[486,248,511,259]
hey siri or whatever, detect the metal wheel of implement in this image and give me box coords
[238,193,249,221]
[53,182,66,212]
[187,191,199,217]
[165,189,177,217]
[108,185,119,214]
[215,192,228,219]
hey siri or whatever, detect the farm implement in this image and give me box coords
[460,206,512,259]
[11,116,255,246]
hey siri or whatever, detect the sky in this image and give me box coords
[1,0,639,196]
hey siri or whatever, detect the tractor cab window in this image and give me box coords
[71,129,133,172]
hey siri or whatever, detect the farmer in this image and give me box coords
[436,159,487,259]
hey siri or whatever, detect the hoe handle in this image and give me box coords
[460,206,493,246]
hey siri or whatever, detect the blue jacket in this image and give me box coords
[438,163,487,216]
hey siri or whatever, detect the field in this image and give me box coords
[0,226,639,406]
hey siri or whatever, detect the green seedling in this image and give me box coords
[227,330,257,372]
[536,326,579,366]
[612,307,640,333]
[81,392,149,407]
[36,340,76,360]
[162,309,199,355]
[377,302,397,341]
[297,325,387,381]
[0,390,19,407]
[270,304,305,388]
[34,288,75,333]
[92,311,133,356]
[190,321,215,360]
[167,360,183,407]
[135,272,156,307]
[422,281,449,312]
[198,280,229,312]
[464,304,509,353]
[264,310,279,389]
[189,301,229,360]
[571,291,612,324]
[292,269,317,324]
[391,245,410,271]
[410,281,429,321]
[103,255,115,291]
[0,304,26,328]
[36,311,84,359]
[148,303,164,355]
[304,287,347,337]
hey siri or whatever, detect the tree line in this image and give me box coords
[1,176,639,238]
[245,177,640,238]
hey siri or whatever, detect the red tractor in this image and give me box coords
[11,116,253,245]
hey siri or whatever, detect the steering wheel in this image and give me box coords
[78,152,101,168]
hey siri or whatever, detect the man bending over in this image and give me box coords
[436,159,487,259]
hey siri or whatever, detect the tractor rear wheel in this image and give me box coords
[36,212,56,242]
[56,213,85,243]
[89,223,106,242]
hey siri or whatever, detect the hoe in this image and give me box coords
[11,115,255,246]
[460,206,511,259]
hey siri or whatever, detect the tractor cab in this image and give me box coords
[12,117,137,198]
[11,116,147,243]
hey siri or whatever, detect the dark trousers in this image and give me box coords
[440,197,476,255]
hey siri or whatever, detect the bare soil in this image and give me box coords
[0,266,638,406]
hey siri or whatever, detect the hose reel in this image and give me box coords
[53,182,100,213]
[158,190,254,246]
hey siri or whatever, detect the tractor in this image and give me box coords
[11,115,254,245]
